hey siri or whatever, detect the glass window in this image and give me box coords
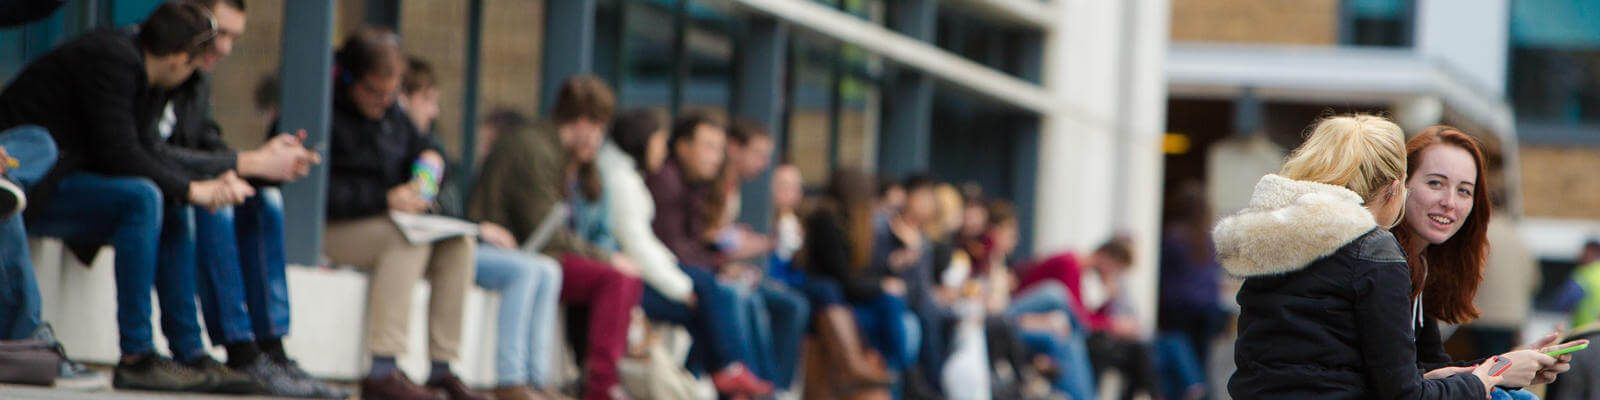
[1341,0,1412,47]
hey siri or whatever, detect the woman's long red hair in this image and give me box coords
[1391,125,1492,325]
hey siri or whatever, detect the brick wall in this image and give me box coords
[208,0,283,150]
[1169,0,1341,45]
[207,0,544,162]
[1520,146,1600,219]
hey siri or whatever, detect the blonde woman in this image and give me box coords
[1215,115,1549,399]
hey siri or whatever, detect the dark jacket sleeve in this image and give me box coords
[1416,317,1486,372]
[160,78,238,178]
[806,213,883,302]
[1353,257,1487,400]
[79,53,193,199]
[0,0,65,27]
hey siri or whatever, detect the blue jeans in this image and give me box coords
[155,204,208,362]
[1021,330,1095,400]
[0,125,59,188]
[1155,333,1204,399]
[797,277,846,308]
[193,189,294,347]
[474,246,563,387]
[0,125,56,340]
[639,264,750,375]
[1009,282,1096,400]
[1491,388,1540,400]
[0,216,40,340]
[854,293,920,371]
[28,173,198,358]
[739,280,810,389]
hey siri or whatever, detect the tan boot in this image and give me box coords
[815,306,893,386]
[802,339,836,400]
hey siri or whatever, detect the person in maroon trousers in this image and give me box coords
[468,76,643,400]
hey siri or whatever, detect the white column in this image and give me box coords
[1037,0,1170,336]
[1035,0,1125,256]
[1115,0,1173,336]
[1414,0,1510,96]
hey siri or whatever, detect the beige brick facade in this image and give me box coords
[1520,146,1600,219]
[207,0,544,162]
[1169,0,1340,45]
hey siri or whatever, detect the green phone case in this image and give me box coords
[1547,343,1589,357]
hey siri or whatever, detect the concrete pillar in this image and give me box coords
[733,17,789,235]
[541,0,597,112]
[278,0,337,266]
[878,0,936,179]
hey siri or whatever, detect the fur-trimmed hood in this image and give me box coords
[1212,174,1378,277]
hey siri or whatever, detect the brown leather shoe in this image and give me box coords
[361,370,445,400]
[493,385,549,400]
[426,373,493,400]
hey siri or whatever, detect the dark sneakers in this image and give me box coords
[189,356,265,394]
[274,357,353,399]
[237,357,319,398]
[112,354,211,392]
[236,357,353,399]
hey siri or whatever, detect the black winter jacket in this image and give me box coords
[801,205,888,303]
[0,28,195,213]
[324,79,441,221]
[159,74,240,178]
[1215,174,1486,400]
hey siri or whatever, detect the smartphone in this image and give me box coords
[1488,357,1512,377]
[1547,342,1589,357]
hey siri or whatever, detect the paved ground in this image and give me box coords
[0,384,329,399]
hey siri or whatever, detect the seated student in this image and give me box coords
[872,173,960,399]
[643,111,776,395]
[0,3,258,393]
[321,27,486,400]
[157,0,347,397]
[469,75,644,400]
[1017,237,1164,400]
[400,60,565,400]
[972,201,1095,400]
[591,109,772,398]
[801,168,914,398]
[707,120,809,394]
[0,126,109,391]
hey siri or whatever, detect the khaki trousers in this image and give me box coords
[324,216,476,361]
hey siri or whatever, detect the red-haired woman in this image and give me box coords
[1393,126,1582,399]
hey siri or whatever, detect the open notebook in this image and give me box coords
[389,211,480,245]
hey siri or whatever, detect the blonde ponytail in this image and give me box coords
[1280,114,1407,202]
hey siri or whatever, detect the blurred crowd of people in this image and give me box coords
[0,1,1218,400]
[9,2,1600,400]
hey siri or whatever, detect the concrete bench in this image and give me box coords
[27,237,513,387]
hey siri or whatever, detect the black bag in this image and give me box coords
[0,339,61,386]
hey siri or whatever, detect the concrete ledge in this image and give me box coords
[28,238,507,387]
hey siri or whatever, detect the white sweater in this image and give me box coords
[596,144,695,302]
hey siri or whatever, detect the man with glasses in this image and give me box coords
[153,0,345,396]
[0,2,259,394]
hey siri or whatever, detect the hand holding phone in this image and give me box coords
[1546,341,1588,357]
